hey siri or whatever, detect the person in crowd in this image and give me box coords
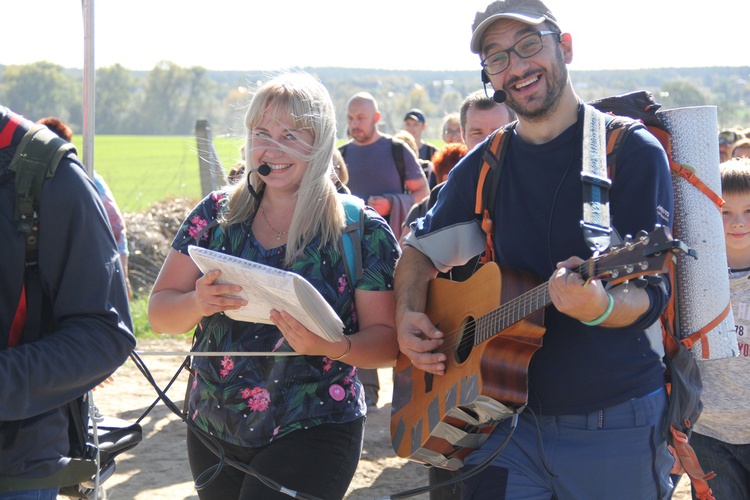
[394,129,434,186]
[459,90,515,150]
[732,137,750,159]
[0,106,135,499]
[332,147,349,188]
[689,156,750,500]
[403,108,438,161]
[227,144,247,184]
[401,142,468,246]
[36,116,132,299]
[227,160,246,184]
[148,73,400,500]
[719,127,745,163]
[394,1,675,498]
[341,92,429,227]
[442,113,464,145]
[340,92,429,408]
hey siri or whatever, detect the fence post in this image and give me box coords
[195,119,227,197]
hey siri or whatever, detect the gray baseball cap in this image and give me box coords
[470,0,560,54]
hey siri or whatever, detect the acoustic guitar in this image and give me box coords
[390,226,687,469]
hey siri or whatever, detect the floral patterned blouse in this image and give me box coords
[172,191,400,448]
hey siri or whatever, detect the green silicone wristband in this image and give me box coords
[581,292,614,326]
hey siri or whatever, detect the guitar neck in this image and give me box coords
[475,282,550,344]
[475,262,592,345]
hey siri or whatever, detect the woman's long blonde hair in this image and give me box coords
[221,73,344,265]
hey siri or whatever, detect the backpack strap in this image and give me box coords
[647,126,725,210]
[390,138,407,193]
[339,193,365,291]
[474,123,516,264]
[10,124,77,255]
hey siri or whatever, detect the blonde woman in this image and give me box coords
[149,73,399,499]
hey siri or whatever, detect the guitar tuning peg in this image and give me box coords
[634,277,649,289]
[637,230,649,241]
[623,234,633,244]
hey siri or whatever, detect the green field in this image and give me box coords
[69,134,247,337]
[72,134,246,213]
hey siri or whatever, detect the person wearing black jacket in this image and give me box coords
[0,106,135,499]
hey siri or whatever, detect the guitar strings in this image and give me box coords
[432,281,550,356]
[429,257,638,357]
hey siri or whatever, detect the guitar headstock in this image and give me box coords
[582,225,693,285]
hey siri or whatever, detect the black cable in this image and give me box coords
[133,356,188,427]
[130,350,522,500]
[128,351,323,500]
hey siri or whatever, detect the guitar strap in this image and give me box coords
[580,104,613,253]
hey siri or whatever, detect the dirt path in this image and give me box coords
[90,337,692,499]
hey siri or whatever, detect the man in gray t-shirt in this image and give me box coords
[342,92,428,225]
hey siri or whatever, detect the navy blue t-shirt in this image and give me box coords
[407,106,674,415]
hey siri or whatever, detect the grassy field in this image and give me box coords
[72,134,246,213]
[70,134,246,336]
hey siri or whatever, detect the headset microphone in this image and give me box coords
[246,164,271,199]
[493,90,507,104]
[481,70,507,104]
[250,164,272,176]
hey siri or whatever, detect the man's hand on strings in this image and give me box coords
[193,269,247,317]
[397,311,446,375]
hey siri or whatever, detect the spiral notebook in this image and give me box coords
[187,246,344,343]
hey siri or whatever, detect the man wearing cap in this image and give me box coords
[404,108,438,162]
[394,1,675,498]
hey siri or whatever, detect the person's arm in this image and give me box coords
[405,176,429,205]
[548,256,651,327]
[148,249,247,334]
[403,145,430,204]
[393,245,447,375]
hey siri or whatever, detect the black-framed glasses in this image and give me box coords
[481,31,560,75]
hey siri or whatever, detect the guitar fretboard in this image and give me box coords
[474,262,591,345]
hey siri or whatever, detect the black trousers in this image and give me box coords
[186,417,365,500]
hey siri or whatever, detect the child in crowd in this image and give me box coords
[690,156,750,500]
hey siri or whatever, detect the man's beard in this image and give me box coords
[352,127,374,144]
[505,50,568,121]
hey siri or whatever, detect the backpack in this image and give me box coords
[474,91,717,500]
[339,137,410,194]
[0,113,142,498]
[339,193,365,291]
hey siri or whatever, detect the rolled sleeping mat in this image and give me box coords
[657,105,738,360]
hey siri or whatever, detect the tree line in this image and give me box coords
[1,61,748,139]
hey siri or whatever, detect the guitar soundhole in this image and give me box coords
[455,316,476,364]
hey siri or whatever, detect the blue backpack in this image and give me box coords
[339,193,365,291]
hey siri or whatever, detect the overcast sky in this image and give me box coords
[5,1,749,73]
